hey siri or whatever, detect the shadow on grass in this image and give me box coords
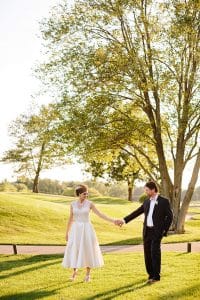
[0,289,58,300]
[175,252,190,256]
[1,280,84,300]
[83,280,146,300]
[0,254,62,277]
[157,283,200,300]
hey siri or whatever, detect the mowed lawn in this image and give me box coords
[0,192,200,245]
[0,252,200,300]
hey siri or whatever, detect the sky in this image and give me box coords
[0,1,199,187]
[0,0,88,183]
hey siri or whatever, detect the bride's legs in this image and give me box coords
[86,267,91,275]
[70,268,78,280]
[84,267,91,282]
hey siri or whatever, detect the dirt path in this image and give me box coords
[0,242,200,255]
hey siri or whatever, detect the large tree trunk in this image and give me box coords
[172,139,185,230]
[128,186,133,201]
[154,135,173,200]
[127,177,133,201]
[127,172,139,201]
[33,173,39,193]
[32,142,45,193]
[176,149,200,233]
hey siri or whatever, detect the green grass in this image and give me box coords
[0,192,200,245]
[0,252,200,299]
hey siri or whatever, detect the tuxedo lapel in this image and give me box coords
[146,199,151,215]
[152,195,160,216]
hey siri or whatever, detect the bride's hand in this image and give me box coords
[114,219,125,227]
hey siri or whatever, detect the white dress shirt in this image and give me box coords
[147,194,158,227]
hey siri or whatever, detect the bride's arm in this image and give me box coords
[65,204,73,240]
[90,202,115,224]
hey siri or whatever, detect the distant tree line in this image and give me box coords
[0,178,199,202]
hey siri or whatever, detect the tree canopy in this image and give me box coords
[37,0,200,232]
[2,103,70,192]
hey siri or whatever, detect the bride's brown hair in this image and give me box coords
[75,184,88,196]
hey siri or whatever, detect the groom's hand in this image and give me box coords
[114,219,125,227]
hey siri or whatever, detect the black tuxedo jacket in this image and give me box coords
[123,195,173,239]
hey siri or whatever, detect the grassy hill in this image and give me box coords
[0,192,200,245]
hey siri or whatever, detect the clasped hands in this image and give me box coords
[114,219,125,227]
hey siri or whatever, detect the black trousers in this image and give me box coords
[143,227,162,280]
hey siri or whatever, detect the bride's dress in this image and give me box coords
[61,199,104,268]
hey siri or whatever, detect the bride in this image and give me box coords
[61,184,116,282]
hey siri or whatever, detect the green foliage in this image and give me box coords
[2,103,71,192]
[85,151,141,194]
[38,179,64,195]
[0,180,17,192]
[139,193,148,203]
[88,187,102,197]
[62,187,75,197]
[2,103,69,175]
[36,0,200,231]
[14,183,29,192]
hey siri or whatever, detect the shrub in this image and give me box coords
[0,181,17,192]
[62,188,75,197]
[139,193,148,203]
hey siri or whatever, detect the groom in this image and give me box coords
[115,181,173,284]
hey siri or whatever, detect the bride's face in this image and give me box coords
[79,191,89,201]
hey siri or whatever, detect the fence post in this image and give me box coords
[187,242,191,253]
[13,244,17,255]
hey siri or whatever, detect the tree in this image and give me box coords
[2,103,70,193]
[38,0,200,232]
[56,99,160,201]
[85,150,141,201]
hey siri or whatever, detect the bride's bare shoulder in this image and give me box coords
[70,200,77,206]
[88,199,94,208]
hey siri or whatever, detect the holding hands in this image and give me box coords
[114,219,125,227]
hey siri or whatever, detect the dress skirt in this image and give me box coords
[61,221,104,268]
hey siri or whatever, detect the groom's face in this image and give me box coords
[144,187,155,198]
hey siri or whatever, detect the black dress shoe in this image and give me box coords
[149,279,160,284]
[146,278,153,284]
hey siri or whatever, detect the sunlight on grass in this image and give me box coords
[0,192,200,245]
[0,252,200,299]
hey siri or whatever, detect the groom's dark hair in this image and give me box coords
[145,181,158,192]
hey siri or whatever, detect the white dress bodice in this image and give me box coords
[72,200,91,223]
